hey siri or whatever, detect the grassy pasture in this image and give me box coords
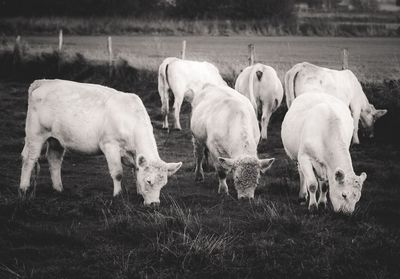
[2,35,400,82]
[0,41,399,278]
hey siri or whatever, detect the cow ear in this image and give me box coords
[218,157,235,171]
[137,154,147,168]
[256,70,263,81]
[259,158,275,174]
[359,172,367,184]
[374,109,387,119]
[166,162,182,176]
[335,168,345,184]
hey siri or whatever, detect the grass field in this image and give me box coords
[0,39,399,278]
[2,36,400,82]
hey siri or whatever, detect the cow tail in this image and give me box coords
[158,60,170,118]
[284,67,300,108]
[248,64,261,113]
[158,57,178,118]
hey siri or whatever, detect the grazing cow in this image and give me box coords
[191,84,275,199]
[235,63,283,140]
[158,57,227,130]
[281,92,367,214]
[284,62,387,144]
[19,79,182,205]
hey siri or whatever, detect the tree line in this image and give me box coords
[0,0,295,20]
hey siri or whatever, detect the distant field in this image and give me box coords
[3,36,400,81]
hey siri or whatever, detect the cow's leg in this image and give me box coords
[298,163,308,205]
[163,114,169,130]
[101,143,123,197]
[350,105,361,145]
[20,136,46,194]
[46,138,65,192]
[298,155,318,212]
[193,137,205,182]
[216,167,229,194]
[172,94,183,130]
[318,179,329,209]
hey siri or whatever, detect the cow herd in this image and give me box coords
[19,57,387,214]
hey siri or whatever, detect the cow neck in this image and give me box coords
[325,141,354,177]
[132,127,160,162]
[230,123,258,159]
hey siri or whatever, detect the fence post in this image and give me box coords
[58,29,63,52]
[107,36,113,77]
[248,44,255,66]
[342,48,349,70]
[181,40,186,60]
[13,35,21,68]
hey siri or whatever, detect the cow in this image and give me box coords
[235,63,283,140]
[19,79,182,205]
[191,84,275,199]
[284,62,387,144]
[281,92,367,214]
[158,57,227,130]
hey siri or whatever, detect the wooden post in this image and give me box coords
[13,35,21,67]
[342,48,349,70]
[58,29,63,52]
[248,44,255,66]
[181,40,186,60]
[107,36,113,77]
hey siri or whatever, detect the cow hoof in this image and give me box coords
[308,204,318,214]
[195,176,204,182]
[53,185,63,193]
[18,187,35,200]
[318,202,327,210]
[218,188,228,195]
[18,188,27,200]
[298,196,307,206]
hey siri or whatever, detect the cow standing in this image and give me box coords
[191,84,275,199]
[284,62,387,144]
[235,63,283,140]
[158,57,227,130]
[281,92,367,214]
[20,79,182,205]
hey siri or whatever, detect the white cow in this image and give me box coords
[158,57,227,130]
[281,92,367,214]
[284,62,387,144]
[235,63,283,139]
[191,84,275,199]
[20,79,182,205]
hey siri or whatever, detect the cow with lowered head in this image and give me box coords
[20,79,182,205]
[191,84,275,199]
[284,62,387,144]
[282,92,367,214]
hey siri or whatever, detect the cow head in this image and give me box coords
[330,168,367,214]
[360,104,387,138]
[135,154,182,206]
[218,156,275,200]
